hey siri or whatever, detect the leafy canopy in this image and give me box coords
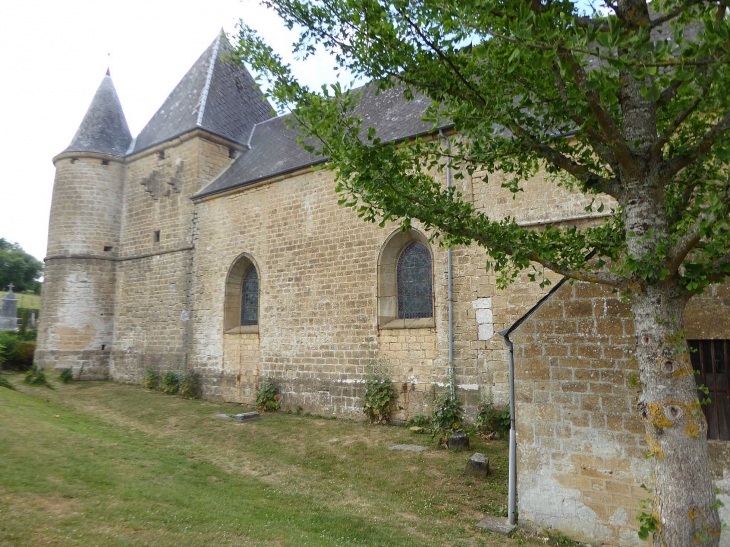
[234,0,730,294]
[0,239,42,294]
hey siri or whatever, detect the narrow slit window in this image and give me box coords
[153,231,160,243]
[240,266,259,326]
[689,339,730,441]
[103,246,112,252]
[397,242,433,319]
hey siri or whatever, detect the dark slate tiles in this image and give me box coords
[63,74,132,157]
[132,34,274,154]
[197,83,443,198]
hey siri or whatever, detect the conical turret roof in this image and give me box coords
[133,32,274,154]
[63,72,132,157]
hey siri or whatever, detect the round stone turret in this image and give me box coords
[35,72,131,379]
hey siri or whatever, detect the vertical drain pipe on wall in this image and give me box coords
[499,328,517,526]
[439,130,455,399]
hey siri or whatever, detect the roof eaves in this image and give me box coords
[126,127,247,158]
[193,157,329,201]
[194,123,454,200]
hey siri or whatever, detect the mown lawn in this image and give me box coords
[0,376,541,546]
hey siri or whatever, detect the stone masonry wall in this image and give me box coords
[37,156,126,378]
[510,281,730,546]
[110,137,234,381]
[189,161,599,419]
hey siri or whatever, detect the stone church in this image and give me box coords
[37,34,730,545]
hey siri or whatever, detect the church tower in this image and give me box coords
[35,71,132,379]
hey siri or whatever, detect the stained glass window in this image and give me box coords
[397,242,433,319]
[240,266,259,326]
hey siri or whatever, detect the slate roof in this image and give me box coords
[62,72,132,157]
[197,83,446,198]
[132,33,274,154]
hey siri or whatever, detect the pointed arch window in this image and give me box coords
[240,266,259,326]
[224,254,260,334]
[397,242,433,319]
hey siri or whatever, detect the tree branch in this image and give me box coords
[651,67,714,159]
[525,253,628,287]
[661,111,730,183]
[667,211,714,274]
[394,6,488,107]
[649,0,709,29]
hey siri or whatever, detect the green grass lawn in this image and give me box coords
[0,377,541,546]
[0,291,41,309]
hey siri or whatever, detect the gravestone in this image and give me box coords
[0,284,18,331]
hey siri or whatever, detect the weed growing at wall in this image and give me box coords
[162,370,180,395]
[362,364,397,424]
[431,391,463,433]
[475,391,510,438]
[58,368,74,384]
[178,368,199,399]
[142,368,159,390]
[256,378,281,412]
[24,366,50,388]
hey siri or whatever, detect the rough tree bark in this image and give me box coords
[631,285,721,545]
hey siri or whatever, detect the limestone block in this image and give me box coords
[476,308,493,324]
[472,298,492,309]
[478,323,494,341]
[465,452,490,477]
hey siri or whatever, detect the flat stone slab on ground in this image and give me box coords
[476,516,514,535]
[214,412,260,422]
[388,444,428,452]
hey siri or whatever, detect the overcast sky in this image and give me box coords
[0,0,604,264]
[0,0,345,262]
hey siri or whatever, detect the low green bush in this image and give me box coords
[162,370,180,395]
[475,401,511,438]
[0,332,35,371]
[406,414,431,428]
[431,391,463,433]
[362,365,398,424]
[58,368,74,384]
[24,366,50,387]
[256,378,281,412]
[142,368,159,390]
[179,368,199,399]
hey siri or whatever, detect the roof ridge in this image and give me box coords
[196,34,222,128]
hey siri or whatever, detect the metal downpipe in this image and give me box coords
[439,130,455,398]
[501,330,517,526]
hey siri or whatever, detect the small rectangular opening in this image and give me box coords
[103,246,113,252]
[101,159,109,166]
[101,344,106,351]
[153,230,161,243]
[158,150,165,160]
[229,147,236,159]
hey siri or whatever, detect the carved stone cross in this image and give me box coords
[7,283,13,292]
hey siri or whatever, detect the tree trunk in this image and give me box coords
[631,284,721,546]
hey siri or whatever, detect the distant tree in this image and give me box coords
[235,0,730,544]
[0,239,43,294]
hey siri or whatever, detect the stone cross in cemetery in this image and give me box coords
[0,284,19,331]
